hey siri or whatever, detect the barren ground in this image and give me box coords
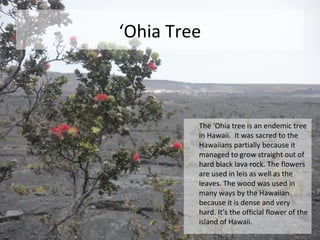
[0,83,320,240]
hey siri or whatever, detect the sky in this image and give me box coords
[13,0,320,84]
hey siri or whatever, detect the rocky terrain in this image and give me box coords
[0,79,320,240]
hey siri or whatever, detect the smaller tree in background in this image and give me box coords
[0,0,71,181]
[0,0,70,96]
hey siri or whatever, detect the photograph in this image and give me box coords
[0,0,319,239]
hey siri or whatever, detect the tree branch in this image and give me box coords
[0,49,26,94]
[47,176,101,236]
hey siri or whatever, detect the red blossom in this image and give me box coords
[172,141,183,150]
[132,153,140,162]
[8,36,16,42]
[49,126,63,139]
[69,36,77,44]
[44,62,50,70]
[58,123,71,131]
[56,132,63,139]
[49,123,78,139]
[49,126,59,133]
[93,93,109,102]
[148,61,157,71]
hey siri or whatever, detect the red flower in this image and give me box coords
[93,93,109,102]
[49,126,59,133]
[8,36,16,42]
[49,126,63,139]
[44,62,50,70]
[132,153,140,162]
[50,123,79,138]
[58,123,71,131]
[148,61,157,71]
[50,123,78,139]
[69,36,77,44]
[172,141,183,150]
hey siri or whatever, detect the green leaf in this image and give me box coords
[91,126,101,134]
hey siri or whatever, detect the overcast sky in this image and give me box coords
[18,0,320,84]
